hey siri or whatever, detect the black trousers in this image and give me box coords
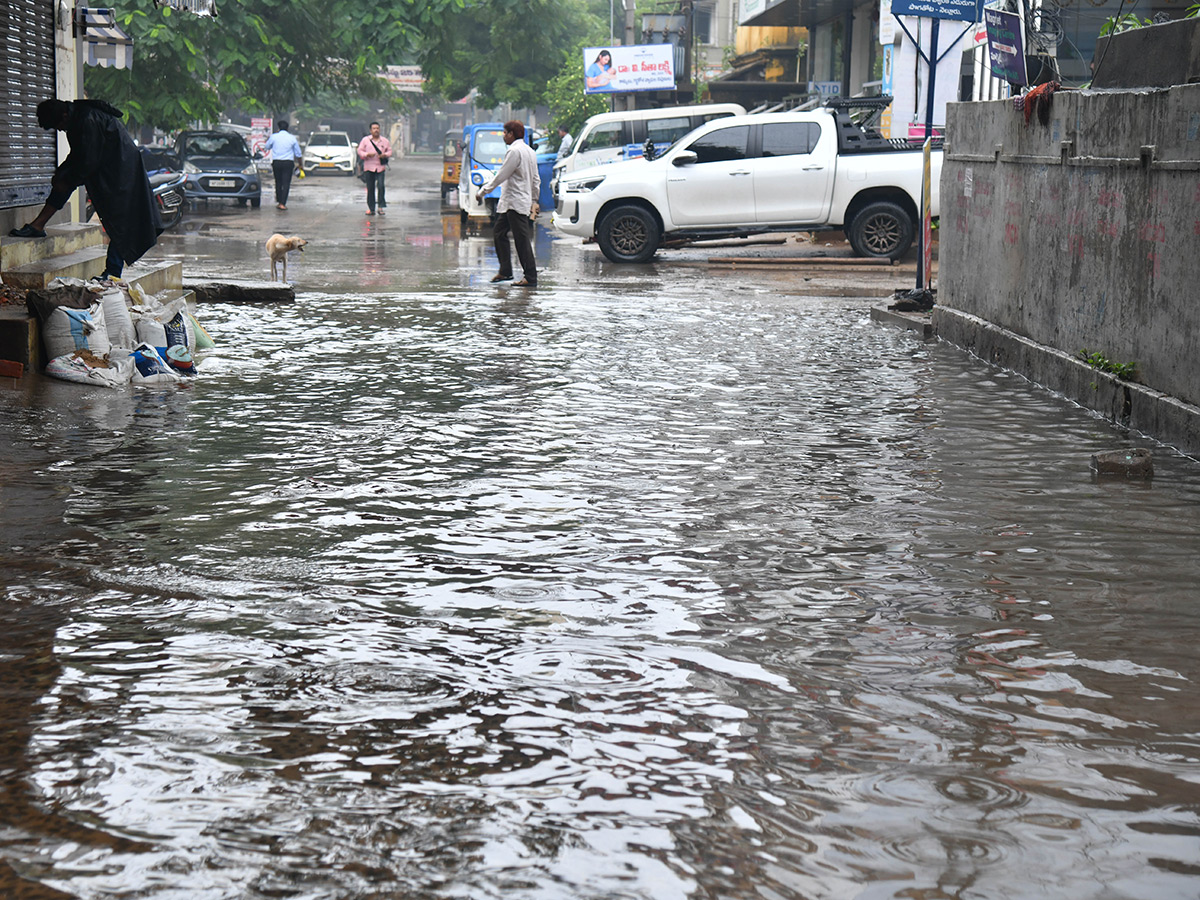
[493,209,536,284]
[365,170,386,212]
[272,160,295,205]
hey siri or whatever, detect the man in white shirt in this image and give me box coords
[264,120,302,210]
[556,125,574,160]
[476,120,540,287]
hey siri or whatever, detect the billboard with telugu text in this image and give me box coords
[582,45,675,94]
[382,65,425,92]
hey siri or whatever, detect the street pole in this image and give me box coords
[924,17,939,141]
[623,0,637,111]
[916,17,939,290]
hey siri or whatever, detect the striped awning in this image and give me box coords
[77,8,133,69]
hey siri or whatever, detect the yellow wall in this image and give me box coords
[735,25,806,57]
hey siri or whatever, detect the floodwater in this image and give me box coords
[2,164,1199,899]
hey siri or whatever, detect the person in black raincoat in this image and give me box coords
[9,98,160,279]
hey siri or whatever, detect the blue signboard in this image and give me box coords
[984,7,1026,84]
[890,0,981,21]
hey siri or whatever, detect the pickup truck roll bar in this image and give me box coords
[824,95,946,154]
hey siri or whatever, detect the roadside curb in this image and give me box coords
[931,306,1200,459]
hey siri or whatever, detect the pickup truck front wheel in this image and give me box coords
[597,204,661,264]
[847,201,914,260]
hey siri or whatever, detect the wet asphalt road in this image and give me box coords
[147,156,924,298]
[5,155,1200,900]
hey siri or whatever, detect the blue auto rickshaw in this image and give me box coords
[458,123,555,231]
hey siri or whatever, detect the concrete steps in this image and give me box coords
[0,222,103,272]
[0,221,186,373]
[3,244,110,289]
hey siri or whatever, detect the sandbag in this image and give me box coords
[42,301,111,360]
[101,287,136,349]
[26,279,100,325]
[45,350,133,388]
[133,297,195,359]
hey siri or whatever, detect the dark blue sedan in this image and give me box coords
[176,130,262,208]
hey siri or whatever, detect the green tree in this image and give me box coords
[86,0,603,132]
[418,0,601,109]
[543,44,610,138]
[85,0,437,130]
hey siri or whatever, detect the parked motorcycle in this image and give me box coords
[149,172,187,229]
[85,172,188,231]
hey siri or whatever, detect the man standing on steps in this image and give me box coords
[264,120,302,210]
[8,98,159,281]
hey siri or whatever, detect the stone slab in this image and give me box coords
[184,279,296,304]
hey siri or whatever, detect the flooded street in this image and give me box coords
[2,159,1199,899]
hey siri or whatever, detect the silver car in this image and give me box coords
[302,131,356,176]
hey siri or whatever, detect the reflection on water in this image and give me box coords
[2,266,1200,899]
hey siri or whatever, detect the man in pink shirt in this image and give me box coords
[356,122,393,216]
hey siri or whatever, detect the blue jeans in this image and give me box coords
[104,243,123,278]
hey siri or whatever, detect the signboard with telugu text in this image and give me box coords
[582,45,675,94]
[890,0,981,22]
[984,8,1026,84]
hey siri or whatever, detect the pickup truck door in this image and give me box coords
[754,121,834,223]
[666,125,754,226]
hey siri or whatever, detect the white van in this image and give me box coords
[551,103,746,196]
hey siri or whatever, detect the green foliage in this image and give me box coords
[85,0,446,131]
[1079,348,1137,380]
[543,44,611,138]
[85,0,602,133]
[1102,3,1198,33]
[1099,13,1154,35]
[417,0,601,110]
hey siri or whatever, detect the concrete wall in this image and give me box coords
[1091,17,1200,90]
[936,83,1200,452]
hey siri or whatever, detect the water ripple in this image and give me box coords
[2,251,1199,898]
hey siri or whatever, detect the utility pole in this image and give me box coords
[681,0,693,104]
[621,0,637,111]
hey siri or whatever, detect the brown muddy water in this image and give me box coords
[1,171,1199,899]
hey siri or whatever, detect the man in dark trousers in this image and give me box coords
[476,120,540,287]
[9,98,159,279]
[264,120,302,210]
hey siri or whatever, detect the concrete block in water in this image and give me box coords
[1091,448,1153,478]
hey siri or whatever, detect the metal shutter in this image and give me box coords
[0,0,57,209]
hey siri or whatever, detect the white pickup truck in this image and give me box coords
[554,97,942,263]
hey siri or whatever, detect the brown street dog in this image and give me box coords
[266,233,308,282]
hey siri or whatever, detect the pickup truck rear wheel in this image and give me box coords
[597,204,660,264]
[847,201,914,260]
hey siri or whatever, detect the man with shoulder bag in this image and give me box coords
[356,122,393,216]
